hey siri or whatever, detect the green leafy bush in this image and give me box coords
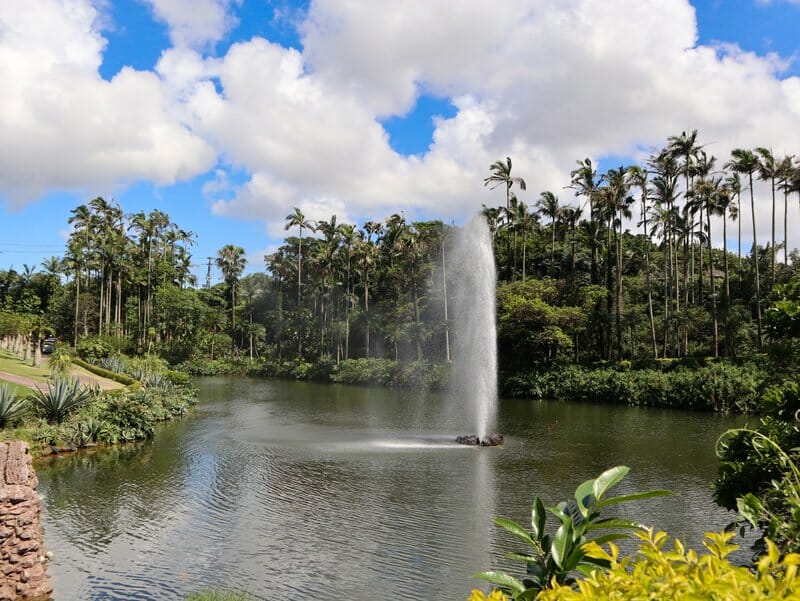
[502,362,765,413]
[72,357,137,386]
[537,530,800,601]
[475,466,670,598]
[332,358,396,386]
[75,336,114,363]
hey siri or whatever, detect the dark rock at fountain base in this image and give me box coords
[455,433,504,447]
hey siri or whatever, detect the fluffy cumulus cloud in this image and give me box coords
[143,0,239,48]
[3,0,800,249]
[201,0,800,247]
[0,0,215,207]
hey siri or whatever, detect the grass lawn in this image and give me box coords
[0,349,51,383]
[0,380,32,397]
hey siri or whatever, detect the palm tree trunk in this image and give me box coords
[771,177,776,285]
[749,174,763,350]
[642,202,657,359]
[615,218,623,361]
[707,208,718,357]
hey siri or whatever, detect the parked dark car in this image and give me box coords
[41,336,57,354]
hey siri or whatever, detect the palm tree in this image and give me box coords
[627,165,658,359]
[755,147,778,284]
[725,172,743,268]
[560,206,582,274]
[569,158,599,284]
[725,148,763,350]
[215,245,246,338]
[777,155,795,268]
[484,157,527,209]
[536,191,561,275]
[284,207,315,311]
[601,166,633,360]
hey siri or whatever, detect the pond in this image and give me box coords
[37,377,744,600]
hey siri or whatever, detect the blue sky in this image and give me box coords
[1,0,799,282]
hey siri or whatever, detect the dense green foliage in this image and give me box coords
[0,384,27,428]
[475,466,670,599]
[503,361,766,412]
[537,531,800,601]
[0,130,798,421]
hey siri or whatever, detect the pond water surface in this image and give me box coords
[37,377,745,600]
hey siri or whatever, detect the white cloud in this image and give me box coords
[143,0,238,49]
[0,0,215,207]
[3,0,800,253]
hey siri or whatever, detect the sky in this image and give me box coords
[1,0,800,283]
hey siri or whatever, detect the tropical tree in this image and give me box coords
[726,148,763,350]
[215,244,246,338]
[484,157,527,209]
[536,191,561,276]
[755,147,778,284]
[284,207,315,311]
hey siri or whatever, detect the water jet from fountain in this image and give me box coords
[449,215,501,446]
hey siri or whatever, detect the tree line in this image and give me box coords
[1,130,799,369]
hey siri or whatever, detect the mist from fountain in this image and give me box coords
[449,215,498,442]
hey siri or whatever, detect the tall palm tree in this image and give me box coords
[777,155,795,268]
[215,245,246,339]
[484,157,527,209]
[284,208,314,312]
[627,165,658,359]
[725,148,763,350]
[536,191,561,276]
[601,166,633,360]
[560,206,582,274]
[569,158,599,284]
[725,172,743,268]
[755,147,778,284]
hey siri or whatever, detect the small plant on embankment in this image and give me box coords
[0,384,28,428]
[31,377,92,423]
[475,466,670,598]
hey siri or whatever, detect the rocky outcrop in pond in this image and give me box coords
[0,441,52,601]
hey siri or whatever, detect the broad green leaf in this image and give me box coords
[586,517,644,531]
[504,552,537,563]
[517,589,540,601]
[551,521,573,569]
[592,466,629,501]
[531,497,546,539]
[737,493,764,529]
[574,478,596,518]
[494,517,535,545]
[596,489,672,509]
[473,571,526,594]
[591,532,631,546]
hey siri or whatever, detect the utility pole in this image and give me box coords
[205,257,213,289]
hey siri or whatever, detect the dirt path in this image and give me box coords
[0,361,123,392]
[0,371,48,392]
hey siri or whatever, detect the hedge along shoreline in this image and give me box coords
[178,355,767,414]
[501,361,768,413]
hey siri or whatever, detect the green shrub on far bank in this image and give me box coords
[177,356,449,390]
[502,361,766,413]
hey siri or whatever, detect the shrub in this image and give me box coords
[475,466,670,597]
[75,336,114,363]
[0,384,28,428]
[49,347,72,376]
[537,530,800,601]
[72,357,138,386]
[31,377,92,424]
[332,358,396,386]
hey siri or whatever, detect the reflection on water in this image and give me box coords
[37,377,743,600]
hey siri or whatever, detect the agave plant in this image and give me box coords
[32,377,93,424]
[0,384,28,428]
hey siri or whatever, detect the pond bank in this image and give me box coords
[0,441,52,601]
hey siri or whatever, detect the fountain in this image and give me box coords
[449,216,502,447]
